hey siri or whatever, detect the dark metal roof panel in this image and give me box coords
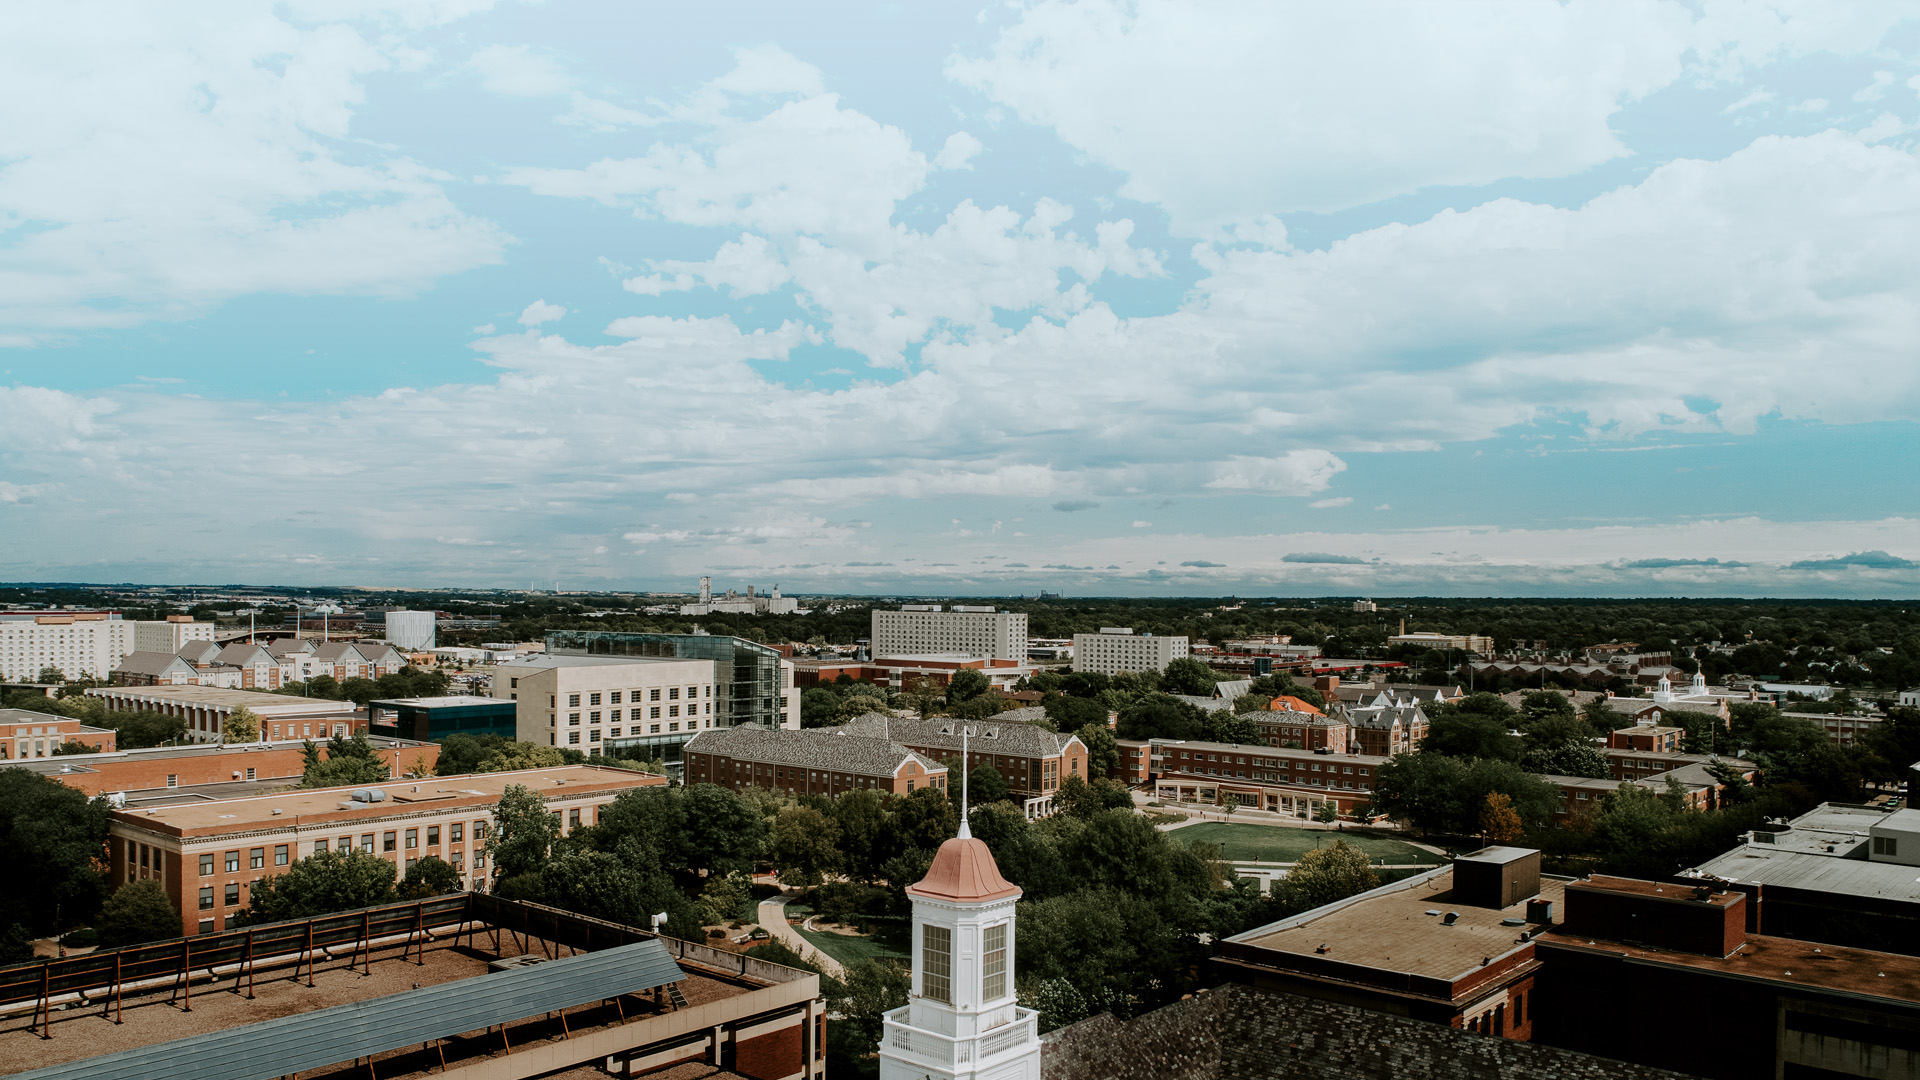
[18,939,686,1080]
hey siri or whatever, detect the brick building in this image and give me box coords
[108,764,664,937]
[1149,738,1390,818]
[1605,724,1685,753]
[13,734,437,797]
[683,725,948,798]
[1249,709,1351,753]
[0,707,116,759]
[840,713,1088,803]
[1218,847,1556,1038]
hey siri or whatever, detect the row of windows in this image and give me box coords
[1173,750,1372,776]
[563,704,709,724]
[194,822,490,876]
[563,686,710,708]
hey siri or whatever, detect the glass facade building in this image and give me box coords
[544,631,787,764]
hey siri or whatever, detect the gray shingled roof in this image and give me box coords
[843,712,1081,759]
[1253,709,1345,728]
[215,642,273,666]
[114,651,197,678]
[684,725,945,777]
[267,638,314,658]
[1350,705,1426,730]
[176,640,221,664]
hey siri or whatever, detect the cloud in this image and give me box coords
[0,4,509,341]
[1180,560,1224,568]
[1131,520,1152,528]
[1205,451,1346,495]
[949,0,1695,230]
[1310,496,1353,509]
[1052,500,1100,512]
[1282,552,1369,564]
[519,300,567,326]
[1620,557,1745,569]
[1786,550,1918,570]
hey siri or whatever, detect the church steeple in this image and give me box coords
[878,790,1041,1080]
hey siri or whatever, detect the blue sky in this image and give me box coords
[3,0,1919,597]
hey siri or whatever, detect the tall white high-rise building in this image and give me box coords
[879,819,1040,1080]
[1070,627,1191,676]
[0,614,212,682]
[872,606,1027,661]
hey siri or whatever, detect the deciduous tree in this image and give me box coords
[243,849,397,922]
[96,880,181,947]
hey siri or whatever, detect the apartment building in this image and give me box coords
[0,708,116,759]
[682,725,947,798]
[109,765,665,936]
[494,654,726,759]
[133,615,217,655]
[840,713,1088,801]
[541,630,801,741]
[871,605,1028,662]
[1070,627,1190,676]
[0,613,147,681]
[1387,631,1495,655]
[87,685,359,743]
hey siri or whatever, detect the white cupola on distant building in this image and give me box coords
[879,736,1041,1080]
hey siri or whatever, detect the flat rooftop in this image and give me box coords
[370,695,509,708]
[1538,928,1920,1001]
[1231,867,1565,984]
[111,765,663,836]
[86,686,356,713]
[1690,846,1920,903]
[493,654,704,670]
[4,932,759,1078]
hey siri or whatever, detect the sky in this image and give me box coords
[3,0,1920,598]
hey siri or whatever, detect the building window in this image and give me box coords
[226,851,240,873]
[274,844,289,866]
[451,823,463,843]
[589,692,601,706]
[361,833,375,853]
[199,853,215,876]
[669,705,679,718]
[224,883,240,906]
[474,821,489,839]
[199,886,214,910]
[650,688,661,702]
[249,847,265,870]
[650,706,661,719]
[668,687,680,700]
[246,767,257,781]
[609,691,621,704]
[569,808,582,830]
[568,731,581,744]
[922,925,952,1004]
[314,839,329,855]
[590,729,602,742]
[568,694,581,707]
[569,713,581,725]
[166,774,177,788]
[589,711,600,722]
[405,828,418,849]
[427,826,440,846]
[199,919,216,935]
[983,923,1008,1000]
[383,831,397,852]
[1875,836,1899,857]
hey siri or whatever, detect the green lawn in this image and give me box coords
[794,920,910,968]
[1172,822,1443,866]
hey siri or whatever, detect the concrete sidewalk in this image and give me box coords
[755,894,848,981]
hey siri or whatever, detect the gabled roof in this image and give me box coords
[842,712,1082,759]
[1212,678,1252,702]
[176,640,222,664]
[215,642,274,666]
[267,639,315,658]
[684,725,945,778]
[114,652,197,678]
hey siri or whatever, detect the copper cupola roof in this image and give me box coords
[905,836,1022,903]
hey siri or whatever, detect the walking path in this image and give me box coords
[756,894,847,980]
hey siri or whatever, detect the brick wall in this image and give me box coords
[48,741,441,797]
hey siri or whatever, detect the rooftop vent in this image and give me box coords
[1442,912,1460,926]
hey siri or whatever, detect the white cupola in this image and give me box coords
[879,732,1041,1080]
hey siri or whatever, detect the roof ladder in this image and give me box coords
[666,982,690,1009]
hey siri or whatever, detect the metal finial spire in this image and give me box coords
[958,723,972,839]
